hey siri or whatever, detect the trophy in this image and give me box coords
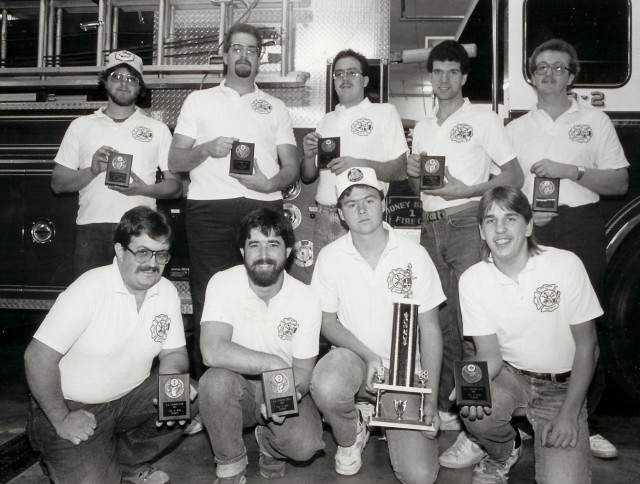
[158,373,191,422]
[105,152,133,187]
[317,137,340,169]
[532,177,560,212]
[454,361,492,407]
[229,141,255,175]
[261,367,299,419]
[369,264,434,431]
[420,155,445,190]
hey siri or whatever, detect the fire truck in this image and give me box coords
[0,0,638,401]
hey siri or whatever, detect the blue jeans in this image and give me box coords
[310,348,439,484]
[313,204,347,257]
[74,223,119,278]
[26,373,190,484]
[463,364,591,484]
[420,206,481,410]
[186,198,283,377]
[199,368,325,479]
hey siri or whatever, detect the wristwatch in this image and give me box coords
[575,166,586,181]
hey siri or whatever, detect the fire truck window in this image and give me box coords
[525,0,630,86]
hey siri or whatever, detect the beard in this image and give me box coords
[108,90,137,107]
[245,257,285,287]
[234,59,253,78]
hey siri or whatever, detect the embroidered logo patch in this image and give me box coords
[278,317,299,340]
[252,99,272,114]
[347,167,364,182]
[569,124,592,143]
[351,118,373,136]
[450,123,473,143]
[387,263,416,298]
[150,314,171,342]
[132,126,153,142]
[114,50,136,62]
[533,284,561,312]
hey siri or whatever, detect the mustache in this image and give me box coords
[251,258,276,267]
[137,265,159,273]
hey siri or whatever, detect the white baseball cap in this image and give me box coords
[335,167,384,200]
[106,50,143,76]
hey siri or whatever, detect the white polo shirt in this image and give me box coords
[174,80,297,202]
[412,98,517,212]
[34,260,185,404]
[55,109,172,225]
[314,99,408,205]
[201,265,321,365]
[506,99,628,207]
[311,224,445,368]
[460,246,603,373]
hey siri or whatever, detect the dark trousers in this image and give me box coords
[185,198,284,378]
[74,223,119,279]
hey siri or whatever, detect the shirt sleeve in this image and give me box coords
[54,118,82,170]
[411,244,446,312]
[480,112,518,167]
[274,100,297,147]
[156,123,173,172]
[310,250,340,313]
[291,289,322,360]
[201,271,236,326]
[459,267,496,337]
[173,92,199,140]
[595,113,629,170]
[160,283,187,350]
[384,105,409,160]
[562,252,604,325]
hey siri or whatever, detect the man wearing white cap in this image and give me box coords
[52,50,181,278]
[309,167,445,483]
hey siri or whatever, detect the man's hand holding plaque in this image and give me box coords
[317,137,340,170]
[105,152,133,188]
[261,367,299,422]
[229,141,255,175]
[453,361,492,421]
[157,373,195,426]
[420,155,446,190]
[532,177,560,212]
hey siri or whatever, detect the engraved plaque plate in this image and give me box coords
[158,373,191,422]
[229,141,255,175]
[454,361,492,407]
[420,155,445,190]
[261,367,298,418]
[317,137,340,169]
[105,152,132,188]
[532,177,560,212]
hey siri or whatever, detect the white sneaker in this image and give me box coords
[472,437,523,484]
[440,431,487,469]
[335,411,370,475]
[590,434,618,459]
[439,410,462,430]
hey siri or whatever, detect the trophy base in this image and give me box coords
[374,383,432,394]
[369,416,435,431]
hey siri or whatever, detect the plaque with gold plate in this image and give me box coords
[454,361,492,408]
[229,141,255,175]
[262,367,299,419]
[532,177,560,212]
[420,155,445,190]
[317,137,340,169]
[158,373,191,422]
[105,152,133,188]
[369,264,434,431]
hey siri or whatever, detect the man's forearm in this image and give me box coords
[559,344,597,419]
[24,348,69,427]
[203,340,286,375]
[51,167,98,194]
[168,145,207,173]
[265,162,299,192]
[368,154,407,182]
[145,178,182,199]
[321,319,379,365]
[159,350,190,374]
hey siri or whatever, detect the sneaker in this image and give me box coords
[183,413,204,436]
[335,410,370,475]
[471,436,522,484]
[590,434,618,459]
[121,466,170,484]
[213,472,246,484]
[255,425,286,478]
[355,401,375,425]
[439,410,462,431]
[440,431,487,468]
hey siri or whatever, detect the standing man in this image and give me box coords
[310,167,444,484]
[506,38,628,459]
[25,206,193,484]
[52,50,181,278]
[198,208,324,484]
[169,24,299,377]
[300,49,408,255]
[457,186,599,484]
[406,40,523,440]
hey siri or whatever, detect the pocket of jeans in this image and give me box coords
[448,216,477,228]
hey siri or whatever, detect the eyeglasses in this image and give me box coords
[230,43,260,56]
[109,71,140,85]
[126,247,172,264]
[534,63,571,76]
[333,69,363,80]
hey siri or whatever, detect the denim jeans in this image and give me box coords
[199,367,325,479]
[74,223,119,278]
[186,198,283,378]
[463,364,591,484]
[313,204,347,258]
[310,348,439,484]
[420,206,481,410]
[26,373,189,484]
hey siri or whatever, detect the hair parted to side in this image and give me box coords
[333,49,370,78]
[236,208,295,250]
[114,206,173,248]
[223,23,263,56]
[427,40,470,74]
[337,184,384,208]
[528,38,580,79]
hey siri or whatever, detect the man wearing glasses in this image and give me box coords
[52,50,181,278]
[25,206,195,484]
[506,38,629,460]
[169,23,299,378]
[300,49,408,256]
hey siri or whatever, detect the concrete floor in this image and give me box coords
[2,315,639,484]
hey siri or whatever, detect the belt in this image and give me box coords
[506,362,571,383]
[424,201,479,222]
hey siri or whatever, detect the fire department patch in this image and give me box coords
[533,284,561,312]
[252,99,272,114]
[150,314,171,342]
[278,317,299,340]
[347,167,364,182]
[387,263,416,298]
[132,126,153,142]
[569,124,592,143]
[351,118,373,136]
[450,123,473,143]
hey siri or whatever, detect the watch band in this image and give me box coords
[576,166,586,181]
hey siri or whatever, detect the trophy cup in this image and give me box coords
[317,137,340,169]
[454,361,492,407]
[420,155,445,190]
[261,367,299,419]
[229,141,255,175]
[369,264,434,431]
[532,177,560,212]
[158,373,191,422]
[105,152,133,188]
